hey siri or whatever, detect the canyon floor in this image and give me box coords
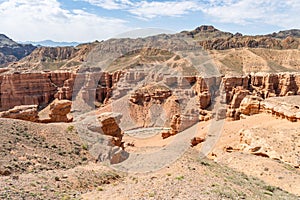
[0,113,299,200]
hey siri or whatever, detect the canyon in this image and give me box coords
[0,25,300,199]
[1,70,300,124]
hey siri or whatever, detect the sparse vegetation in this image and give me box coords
[81,143,88,150]
[66,125,75,133]
[264,185,277,193]
[175,175,184,181]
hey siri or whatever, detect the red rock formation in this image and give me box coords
[162,113,199,139]
[262,97,300,122]
[1,68,300,127]
[191,137,205,147]
[223,73,300,120]
[0,99,73,123]
[47,99,73,123]
[97,112,124,147]
[84,112,128,164]
[239,95,263,115]
[0,105,38,122]
[129,84,173,127]
[0,71,72,111]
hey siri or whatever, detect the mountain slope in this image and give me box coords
[4,25,300,74]
[0,34,36,66]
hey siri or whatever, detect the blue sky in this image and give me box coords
[0,0,299,42]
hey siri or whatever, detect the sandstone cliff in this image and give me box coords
[224,73,300,121]
[8,43,94,71]
[0,71,73,111]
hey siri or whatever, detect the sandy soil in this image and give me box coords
[0,113,299,199]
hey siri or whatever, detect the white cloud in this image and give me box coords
[84,0,201,18]
[129,1,200,19]
[0,0,129,42]
[202,0,300,28]
[84,0,133,9]
[84,0,299,29]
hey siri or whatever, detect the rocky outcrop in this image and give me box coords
[267,29,300,39]
[162,113,199,139]
[1,69,300,125]
[198,91,211,109]
[46,99,72,123]
[239,95,263,115]
[223,73,300,121]
[191,137,205,147]
[0,105,38,122]
[97,112,123,143]
[0,71,73,111]
[84,112,128,164]
[7,43,95,71]
[182,25,233,40]
[129,84,172,104]
[87,112,124,148]
[262,97,300,122]
[27,47,78,61]
[0,99,73,123]
[109,146,129,164]
[199,36,300,50]
[128,84,175,128]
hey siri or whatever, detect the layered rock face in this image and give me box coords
[7,44,94,71]
[0,71,73,111]
[199,36,299,50]
[129,84,175,128]
[1,69,300,126]
[43,99,73,123]
[0,99,73,123]
[224,73,300,121]
[0,105,39,122]
[261,96,300,122]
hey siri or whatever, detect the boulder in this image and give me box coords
[97,112,123,138]
[47,99,73,122]
[191,137,205,147]
[109,147,129,164]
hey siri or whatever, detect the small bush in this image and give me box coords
[200,161,210,166]
[66,125,75,132]
[175,175,184,181]
[82,144,88,150]
[264,185,276,193]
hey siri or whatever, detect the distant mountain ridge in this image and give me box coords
[266,29,300,39]
[20,40,79,47]
[0,34,18,47]
[1,25,300,68]
[0,34,36,66]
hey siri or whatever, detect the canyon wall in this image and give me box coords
[224,73,300,120]
[1,70,300,124]
[0,71,73,111]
